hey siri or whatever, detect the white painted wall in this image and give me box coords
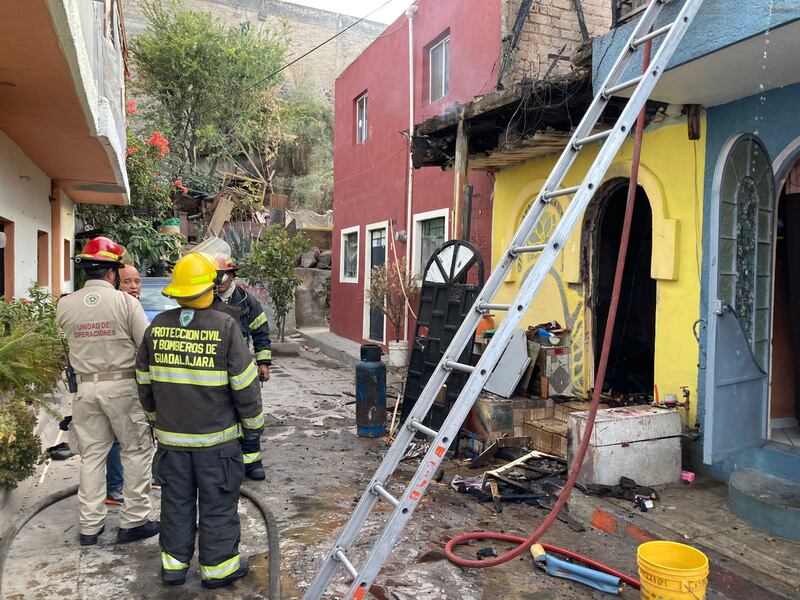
[61,193,76,294]
[47,0,129,199]
[0,132,55,297]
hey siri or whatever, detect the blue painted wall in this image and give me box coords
[593,0,800,94]
[697,82,800,476]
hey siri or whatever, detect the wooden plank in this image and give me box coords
[207,194,235,237]
[452,114,470,240]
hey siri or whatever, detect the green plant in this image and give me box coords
[131,0,288,168]
[0,284,64,489]
[239,225,310,342]
[105,216,186,271]
[0,286,65,408]
[368,259,419,342]
[0,400,41,489]
[222,222,264,264]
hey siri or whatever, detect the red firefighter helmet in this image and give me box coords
[213,254,238,272]
[73,236,125,268]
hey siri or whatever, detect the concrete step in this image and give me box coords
[729,468,800,541]
[728,443,800,484]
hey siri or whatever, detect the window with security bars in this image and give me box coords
[614,0,648,25]
[419,217,446,273]
[717,134,775,370]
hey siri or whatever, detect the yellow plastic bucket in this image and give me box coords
[637,541,709,600]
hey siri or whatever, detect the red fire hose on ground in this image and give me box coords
[444,39,655,590]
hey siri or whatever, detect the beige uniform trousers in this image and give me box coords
[71,378,154,535]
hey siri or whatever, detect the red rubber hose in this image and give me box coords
[444,532,640,589]
[444,31,654,580]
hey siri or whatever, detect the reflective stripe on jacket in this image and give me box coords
[136,307,263,450]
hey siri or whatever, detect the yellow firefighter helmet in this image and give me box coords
[162,252,218,308]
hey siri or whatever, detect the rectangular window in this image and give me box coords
[429,36,450,103]
[64,239,71,281]
[355,93,368,144]
[340,227,359,283]
[418,216,446,273]
[37,230,49,286]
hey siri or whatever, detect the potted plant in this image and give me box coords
[368,258,418,367]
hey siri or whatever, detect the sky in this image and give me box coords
[288,0,414,24]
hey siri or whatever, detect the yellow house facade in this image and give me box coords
[490,115,706,426]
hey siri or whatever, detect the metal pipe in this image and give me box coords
[403,4,418,344]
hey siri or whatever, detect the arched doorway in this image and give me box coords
[589,180,656,396]
[704,133,775,463]
[770,159,800,445]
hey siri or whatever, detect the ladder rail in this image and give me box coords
[303,0,704,597]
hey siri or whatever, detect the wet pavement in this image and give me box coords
[2,351,798,599]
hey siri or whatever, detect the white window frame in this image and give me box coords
[412,208,449,277]
[339,225,360,284]
[428,36,451,104]
[362,221,389,343]
[355,92,368,144]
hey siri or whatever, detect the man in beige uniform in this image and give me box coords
[57,236,159,545]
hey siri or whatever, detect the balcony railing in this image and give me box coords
[613,0,648,27]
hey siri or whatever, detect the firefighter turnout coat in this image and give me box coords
[225,285,272,365]
[136,306,264,582]
[135,306,264,448]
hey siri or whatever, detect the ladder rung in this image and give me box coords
[510,244,545,256]
[334,549,358,578]
[543,185,581,199]
[372,483,400,507]
[444,360,475,374]
[603,75,644,98]
[633,22,673,47]
[478,303,511,312]
[573,130,612,149]
[409,419,438,439]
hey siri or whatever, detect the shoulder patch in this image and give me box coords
[84,292,102,307]
[179,309,195,327]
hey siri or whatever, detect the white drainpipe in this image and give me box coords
[403,3,418,343]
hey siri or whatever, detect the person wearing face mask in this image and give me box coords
[56,237,159,546]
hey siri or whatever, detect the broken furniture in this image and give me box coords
[483,328,531,397]
[568,406,682,486]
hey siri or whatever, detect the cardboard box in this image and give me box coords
[553,400,608,422]
[524,418,568,458]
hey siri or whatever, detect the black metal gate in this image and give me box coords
[400,240,484,429]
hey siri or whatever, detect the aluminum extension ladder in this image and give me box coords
[304,1,704,597]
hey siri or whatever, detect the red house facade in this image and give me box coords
[331,0,501,348]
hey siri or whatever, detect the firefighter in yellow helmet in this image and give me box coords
[136,252,263,588]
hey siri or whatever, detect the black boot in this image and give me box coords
[117,520,160,543]
[201,556,249,589]
[79,524,105,546]
[245,462,266,481]
[161,568,188,586]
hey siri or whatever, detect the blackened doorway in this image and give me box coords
[592,182,656,395]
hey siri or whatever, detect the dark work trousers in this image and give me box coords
[239,435,263,471]
[154,444,245,581]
